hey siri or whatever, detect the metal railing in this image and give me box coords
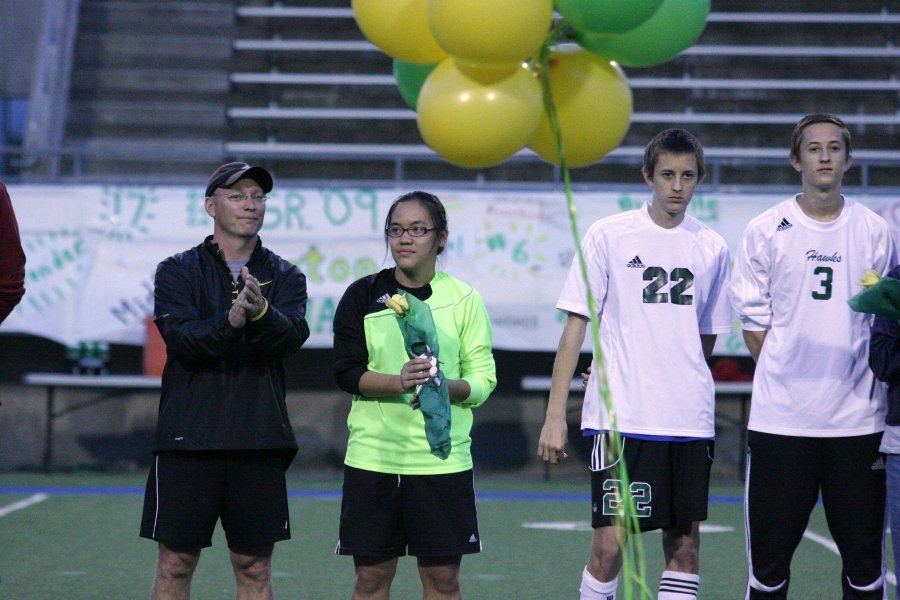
[5,143,899,195]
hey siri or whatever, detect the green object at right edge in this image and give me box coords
[848,276,900,319]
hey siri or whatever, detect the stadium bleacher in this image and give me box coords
[222,0,900,189]
[8,0,900,190]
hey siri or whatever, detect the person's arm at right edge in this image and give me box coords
[538,313,588,464]
[0,182,25,324]
[870,314,900,383]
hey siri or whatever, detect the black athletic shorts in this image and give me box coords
[589,433,714,531]
[139,449,293,549]
[335,465,482,558]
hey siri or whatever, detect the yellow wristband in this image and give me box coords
[249,298,269,322]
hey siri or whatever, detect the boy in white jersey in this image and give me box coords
[730,113,895,600]
[538,129,732,600]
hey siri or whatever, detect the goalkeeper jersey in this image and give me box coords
[729,195,896,437]
[557,203,733,438]
[333,269,496,475]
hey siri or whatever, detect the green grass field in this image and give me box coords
[0,472,893,599]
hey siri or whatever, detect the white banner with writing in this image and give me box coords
[4,185,899,355]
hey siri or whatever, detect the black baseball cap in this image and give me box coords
[205,162,273,197]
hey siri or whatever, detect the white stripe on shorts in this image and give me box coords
[590,432,624,472]
[152,454,161,538]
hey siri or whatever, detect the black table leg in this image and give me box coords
[43,386,55,472]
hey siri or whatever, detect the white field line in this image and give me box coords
[521,522,897,587]
[803,529,896,587]
[0,493,49,517]
[521,521,733,533]
[802,529,839,553]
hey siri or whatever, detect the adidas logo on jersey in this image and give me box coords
[376,293,392,305]
[871,455,886,470]
[469,533,478,543]
[776,218,793,231]
[626,255,645,268]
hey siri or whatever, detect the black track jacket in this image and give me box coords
[152,235,309,453]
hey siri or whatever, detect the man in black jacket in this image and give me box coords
[140,162,310,600]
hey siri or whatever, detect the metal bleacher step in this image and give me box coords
[73,67,230,96]
[64,0,233,175]
[69,100,225,131]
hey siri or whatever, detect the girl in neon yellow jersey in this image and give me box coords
[332,190,496,600]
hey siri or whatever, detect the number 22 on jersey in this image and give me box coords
[642,266,695,305]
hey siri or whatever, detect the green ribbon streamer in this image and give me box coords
[534,26,650,600]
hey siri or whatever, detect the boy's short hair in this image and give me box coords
[643,129,705,181]
[790,113,852,161]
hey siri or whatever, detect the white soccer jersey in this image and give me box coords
[557,203,733,438]
[730,195,896,437]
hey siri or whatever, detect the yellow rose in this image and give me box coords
[385,293,410,316]
[860,269,881,288]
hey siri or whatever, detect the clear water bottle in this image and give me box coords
[66,343,83,375]
[77,341,106,375]
[77,340,90,375]
[97,341,110,375]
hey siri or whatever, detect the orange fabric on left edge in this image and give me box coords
[143,315,166,376]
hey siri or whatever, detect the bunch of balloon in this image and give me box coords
[353,0,553,168]
[353,0,710,171]
[532,0,710,168]
[564,0,711,68]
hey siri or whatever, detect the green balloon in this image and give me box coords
[574,0,710,67]
[557,0,664,34]
[392,59,438,110]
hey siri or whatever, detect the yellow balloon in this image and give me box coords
[529,47,633,168]
[427,0,553,64]
[352,0,447,64]
[417,59,543,168]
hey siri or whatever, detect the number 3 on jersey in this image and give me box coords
[643,266,695,305]
[811,266,833,300]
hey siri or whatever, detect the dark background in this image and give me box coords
[0,333,755,392]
